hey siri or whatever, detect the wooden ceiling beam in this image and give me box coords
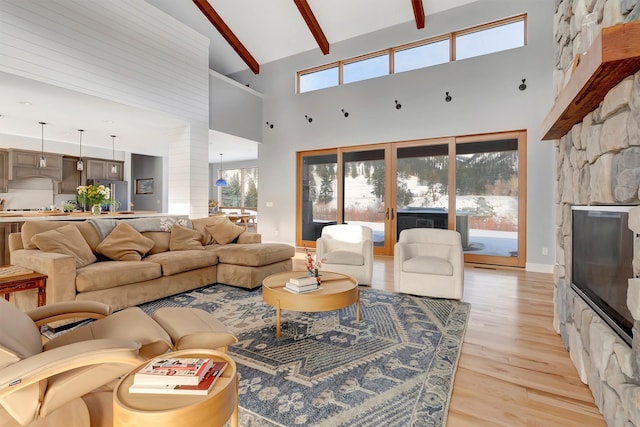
[412,0,425,29]
[192,0,260,74]
[293,0,329,55]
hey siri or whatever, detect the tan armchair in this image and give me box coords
[394,228,464,300]
[0,299,175,427]
[316,224,374,285]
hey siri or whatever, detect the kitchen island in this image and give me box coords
[0,211,165,265]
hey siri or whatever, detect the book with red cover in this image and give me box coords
[134,357,213,386]
[129,361,228,395]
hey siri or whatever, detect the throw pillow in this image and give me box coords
[31,225,97,268]
[169,224,204,251]
[205,218,245,245]
[95,222,155,261]
[192,217,221,245]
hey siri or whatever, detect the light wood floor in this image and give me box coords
[293,253,606,426]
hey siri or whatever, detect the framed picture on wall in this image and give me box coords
[136,178,154,195]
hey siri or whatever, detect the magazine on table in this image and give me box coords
[129,361,228,395]
[134,357,214,386]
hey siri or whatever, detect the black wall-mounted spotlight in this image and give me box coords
[519,78,527,91]
[341,109,349,118]
[445,92,452,102]
[394,100,402,110]
[305,115,313,123]
[266,121,274,128]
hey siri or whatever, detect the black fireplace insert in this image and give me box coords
[571,206,635,345]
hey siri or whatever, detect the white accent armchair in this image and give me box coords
[316,224,374,285]
[394,228,464,300]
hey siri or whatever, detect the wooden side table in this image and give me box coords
[113,349,238,427]
[0,266,47,307]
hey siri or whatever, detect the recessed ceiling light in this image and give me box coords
[18,101,32,106]
[104,120,114,124]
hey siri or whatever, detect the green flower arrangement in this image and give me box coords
[77,184,112,208]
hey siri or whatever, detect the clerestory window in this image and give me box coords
[297,14,526,93]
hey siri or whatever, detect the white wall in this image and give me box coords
[210,71,263,142]
[0,0,211,217]
[229,0,556,268]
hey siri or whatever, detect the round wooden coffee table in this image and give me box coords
[113,349,238,427]
[262,271,360,338]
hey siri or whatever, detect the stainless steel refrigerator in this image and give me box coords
[90,179,128,211]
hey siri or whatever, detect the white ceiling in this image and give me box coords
[146,0,480,75]
[1,0,477,164]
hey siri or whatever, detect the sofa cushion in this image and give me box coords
[403,256,453,276]
[31,225,97,268]
[144,250,218,276]
[191,217,216,245]
[205,219,245,245]
[170,224,204,251]
[206,243,294,267]
[96,222,155,261]
[75,261,162,292]
[21,221,101,251]
[143,231,171,254]
[323,249,364,266]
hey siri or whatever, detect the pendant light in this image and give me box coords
[110,135,117,174]
[76,129,84,171]
[215,153,227,187]
[38,122,47,168]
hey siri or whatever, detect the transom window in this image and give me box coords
[455,19,525,60]
[297,14,526,93]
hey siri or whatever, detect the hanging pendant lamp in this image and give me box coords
[215,153,227,187]
[38,122,47,168]
[110,135,117,174]
[76,129,84,171]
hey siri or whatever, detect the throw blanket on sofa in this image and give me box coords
[88,216,192,239]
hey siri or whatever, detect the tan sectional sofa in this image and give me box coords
[8,216,294,312]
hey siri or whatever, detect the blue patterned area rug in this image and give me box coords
[139,284,470,427]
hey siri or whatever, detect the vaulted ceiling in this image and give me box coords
[0,1,480,164]
[145,0,480,76]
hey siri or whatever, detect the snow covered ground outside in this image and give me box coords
[321,173,519,257]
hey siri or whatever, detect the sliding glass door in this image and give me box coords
[394,139,452,242]
[297,131,526,267]
[298,150,338,245]
[341,146,393,254]
[455,133,526,267]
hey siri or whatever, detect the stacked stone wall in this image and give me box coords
[553,0,640,425]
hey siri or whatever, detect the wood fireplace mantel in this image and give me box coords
[540,21,640,141]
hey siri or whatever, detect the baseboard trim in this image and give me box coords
[525,263,554,273]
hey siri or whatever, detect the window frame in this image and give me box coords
[216,167,258,212]
[452,14,527,61]
[296,14,527,94]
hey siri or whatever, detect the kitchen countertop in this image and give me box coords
[0,211,166,222]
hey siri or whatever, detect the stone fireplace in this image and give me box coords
[553,1,640,425]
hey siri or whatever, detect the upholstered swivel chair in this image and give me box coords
[0,299,176,427]
[394,228,464,300]
[316,224,374,285]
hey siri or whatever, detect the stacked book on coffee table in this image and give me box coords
[285,275,320,293]
[129,357,227,395]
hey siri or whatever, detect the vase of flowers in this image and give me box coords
[77,185,111,215]
[304,248,322,284]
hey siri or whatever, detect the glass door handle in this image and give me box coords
[391,208,395,220]
[385,208,390,220]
